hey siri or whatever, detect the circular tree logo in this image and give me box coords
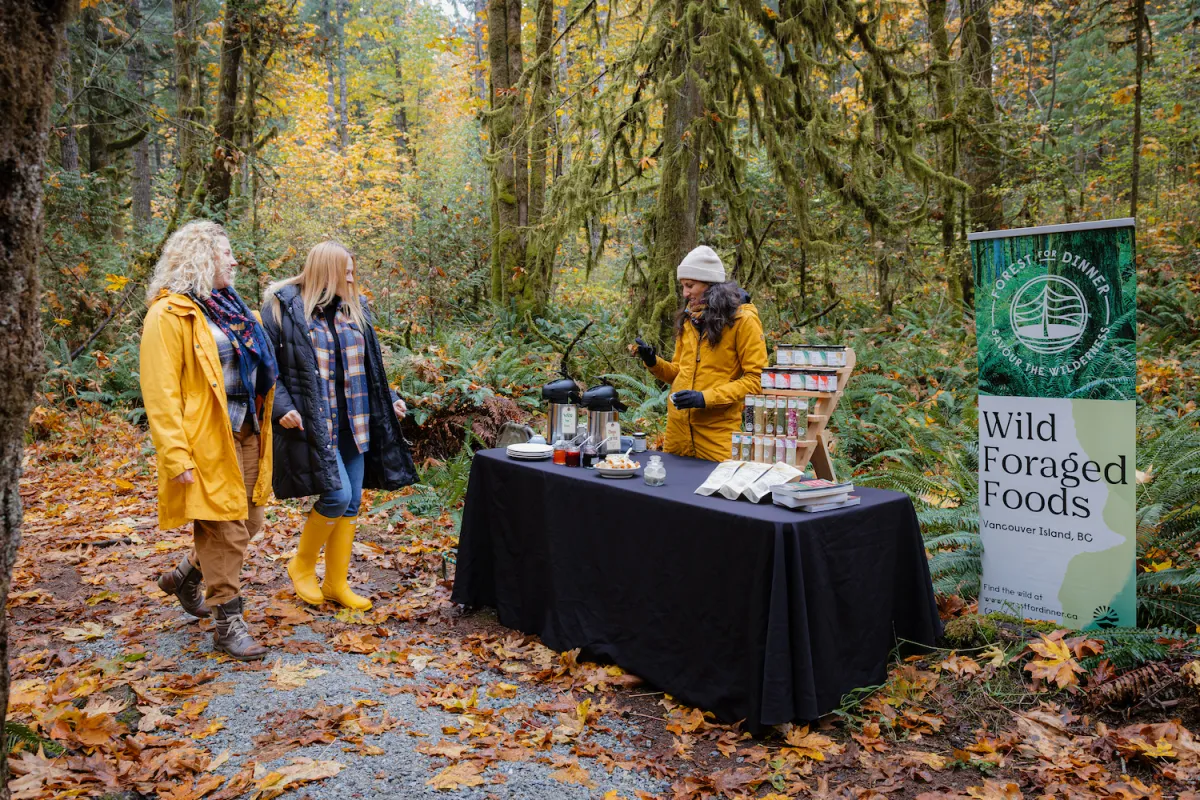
[1009,275,1090,355]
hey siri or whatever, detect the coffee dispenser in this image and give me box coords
[540,320,592,445]
[541,377,582,444]
[580,380,627,456]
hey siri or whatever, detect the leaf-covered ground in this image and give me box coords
[11,415,1200,798]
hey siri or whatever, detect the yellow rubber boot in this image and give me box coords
[321,516,372,611]
[287,510,337,605]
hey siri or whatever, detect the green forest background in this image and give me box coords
[34,0,1200,628]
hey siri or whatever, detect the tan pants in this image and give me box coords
[191,421,264,606]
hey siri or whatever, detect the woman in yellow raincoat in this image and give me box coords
[140,220,275,660]
[634,246,767,462]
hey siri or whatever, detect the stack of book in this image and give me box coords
[771,478,859,512]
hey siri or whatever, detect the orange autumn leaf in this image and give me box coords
[1024,634,1085,690]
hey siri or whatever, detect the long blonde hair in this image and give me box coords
[146,220,229,302]
[266,240,366,328]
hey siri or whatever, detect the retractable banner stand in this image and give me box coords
[969,218,1136,629]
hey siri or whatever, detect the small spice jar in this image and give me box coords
[632,432,647,452]
[761,371,775,390]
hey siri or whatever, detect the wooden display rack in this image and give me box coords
[761,347,855,482]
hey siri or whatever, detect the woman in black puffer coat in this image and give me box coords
[262,241,416,611]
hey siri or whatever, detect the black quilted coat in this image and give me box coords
[262,284,417,500]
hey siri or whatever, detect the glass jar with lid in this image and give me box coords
[644,455,666,486]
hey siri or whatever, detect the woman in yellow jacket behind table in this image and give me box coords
[633,245,768,462]
[140,220,276,660]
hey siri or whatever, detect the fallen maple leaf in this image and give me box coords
[782,723,844,760]
[251,758,343,799]
[487,681,519,699]
[940,652,981,677]
[1025,634,1085,690]
[426,761,486,790]
[59,622,106,642]
[966,780,1022,799]
[549,758,595,788]
[266,658,327,690]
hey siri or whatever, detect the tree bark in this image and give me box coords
[0,2,73,792]
[959,0,1001,304]
[58,37,79,172]
[925,0,962,309]
[173,0,203,202]
[390,40,410,162]
[198,0,245,218]
[320,0,339,150]
[128,0,152,230]
[487,0,527,306]
[1130,0,1146,218]
[473,0,487,102]
[635,0,702,346]
[516,0,556,312]
[335,0,349,151]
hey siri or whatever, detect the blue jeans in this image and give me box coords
[313,436,365,518]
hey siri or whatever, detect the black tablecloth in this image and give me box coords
[451,448,942,730]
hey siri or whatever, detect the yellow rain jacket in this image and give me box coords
[649,303,768,462]
[140,292,274,530]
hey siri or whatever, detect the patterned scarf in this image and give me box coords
[193,287,278,412]
[686,303,706,329]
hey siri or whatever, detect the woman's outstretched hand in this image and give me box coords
[633,337,657,368]
[279,410,304,430]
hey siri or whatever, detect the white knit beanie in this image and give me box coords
[676,245,726,284]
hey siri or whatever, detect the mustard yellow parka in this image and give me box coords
[648,303,768,462]
[140,292,274,530]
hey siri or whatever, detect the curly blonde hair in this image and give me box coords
[145,220,230,302]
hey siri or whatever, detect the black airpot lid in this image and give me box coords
[580,383,626,412]
[541,377,581,404]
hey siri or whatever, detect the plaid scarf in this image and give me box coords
[686,303,706,329]
[192,287,277,415]
[308,302,370,453]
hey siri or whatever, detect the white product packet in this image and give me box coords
[719,462,772,500]
[744,462,804,503]
[695,461,744,496]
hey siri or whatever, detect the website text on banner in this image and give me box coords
[969,218,1136,630]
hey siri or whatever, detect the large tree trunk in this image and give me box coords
[959,0,1000,305]
[634,0,702,346]
[0,2,73,792]
[58,37,79,172]
[128,0,152,230]
[320,0,340,150]
[487,0,527,307]
[173,0,203,202]
[390,40,410,163]
[925,0,962,309]
[198,0,245,218]
[515,0,556,312]
[473,0,487,102]
[335,0,350,151]
[1130,0,1146,218]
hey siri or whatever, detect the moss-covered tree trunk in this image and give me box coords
[518,0,557,314]
[487,0,526,308]
[961,0,1001,309]
[128,0,152,231]
[173,0,203,203]
[926,0,963,311]
[198,0,245,218]
[633,0,702,347]
[0,1,73,791]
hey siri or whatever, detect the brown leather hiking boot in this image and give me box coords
[212,597,268,661]
[157,556,211,618]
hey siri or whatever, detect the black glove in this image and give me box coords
[634,337,657,368]
[671,390,706,410]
